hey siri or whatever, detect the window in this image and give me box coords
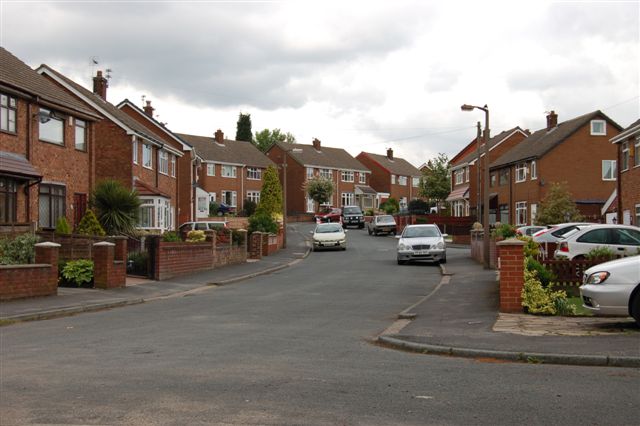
[613,228,640,245]
[360,173,367,184]
[306,167,314,179]
[391,174,397,185]
[247,191,260,204]
[38,184,65,228]
[222,190,237,207]
[247,167,262,180]
[39,108,64,145]
[590,120,606,136]
[398,176,407,186]
[132,139,138,164]
[515,201,527,226]
[454,170,463,185]
[490,173,497,187]
[602,160,616,180]
[530,161,537,180]
[499,204,509,224]
[222,165,237,178]
[499,169,509,185]
[577,229,609,244]
[139,199,155,228]
[159,150,169,175]
[530,203,537,225]
[320,169,332,179]
[341,171,354,182]
[452,200,465,217]
[636,204,640,226]
[143,143,153,169]
[306,196,315,213]
[621,142,629,171]
[75,119,86,151]
[412,176,420,187]
[207,164,215,176]
[465,167,469,182]
[515,163,527,183]
[0,178,17,223]
[341,192,354,206]
[635,138,640,167]
[400,197,408,209]
[0,93,17,133]
[170,155,176,177]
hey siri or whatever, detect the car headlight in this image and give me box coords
[436,241,444,249]
[398,243,407,250]
[584,271,609,285]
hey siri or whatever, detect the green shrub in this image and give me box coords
[76,210,106,236]
[380,198,400,214]
[0,233,38,265]
[521,264,570,315]
[186,230,206,243]
[585,246,615,261]
[209,201,220,217]
[525,257,555,287]
[415,216,428,224]
[60,259,94,287]
[517,235,540,258]
[408,199,428,214]
[162,231,181,242]
[127,251,148,272]
[55,216,71,234]
[242,199,257,217]
[248,212,279,234]
[364,209,374,216]
[494,223,516,239]
[231,229,247,245]
[554,296,577,316]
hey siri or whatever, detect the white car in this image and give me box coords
[532,222,593,243]
[554,224,640,260]
[396,224,447,265]
[310,223,347,251]
[580,256,640,324]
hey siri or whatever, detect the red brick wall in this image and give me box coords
[356,153,390,194]
[497,239,526,313]
[94,120,132,188]
[0,265,55,301]
[618,136,640,224]
[153,240,215,280]
[196,163,270,213]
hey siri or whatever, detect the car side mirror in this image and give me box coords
[442,233,449,238]
[309,230,314,234]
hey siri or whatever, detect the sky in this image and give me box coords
[1,0,638,167]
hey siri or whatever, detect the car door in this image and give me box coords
[610,228,640,256]
[575,228,610,257]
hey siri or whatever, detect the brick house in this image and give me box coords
[266,138,372,215]
[37,67,185,232]
[176,130,275,217]
[0,47,101,230]
[117,99,198,226]
[447,127,529,218]
[611,118,640,225]
[489,110,622,226]
[356,149,422,210]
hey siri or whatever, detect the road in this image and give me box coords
[1,223,638,425]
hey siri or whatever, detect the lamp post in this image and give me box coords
[461,104,490,269]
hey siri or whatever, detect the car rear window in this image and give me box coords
[316,224,343,233]
[343,207,362,214]
[403,226,440,238]
[377,215,395,223]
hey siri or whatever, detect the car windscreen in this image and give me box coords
[316,224,343,233]
[377,216,395,224]
[343,207,361,214]
[403,227,440,238]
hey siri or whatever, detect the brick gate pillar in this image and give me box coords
[93,241,125,289]
[496,238,526,313]
[34,242,61,294]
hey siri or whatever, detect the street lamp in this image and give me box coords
[461,104,491,269]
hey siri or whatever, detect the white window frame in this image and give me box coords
[247,167,262,180]
[222,190,237,207]
[159,150,169,175]
[221,165,237,178]
[515,201,527,226]
[391,174,397,185]
[75,119,86,151]
[341,192,355,206]
[320,168,332,180]
[246,190,260,204]
[590,120,606,136]
[602,160,617,181]
[306,167,314,180]
[621,142,629,171]
[531,203,538,225]
[207,164,215,176]
[341,170,354,182]
[132,139,138,164]
[398,176,407,186]
[515,163,527,183]
[635,204,640,226]
[143,143,153,169]
[530,161,537,180]
[170,155,176,177]
[359,173,367,184]
[1,93,17,133]
[454,170,463,185]
[465,167,469,182]
[412,176,420,187]
[635,137,640,168]
[306,196,315,213]
[39,108,64,145]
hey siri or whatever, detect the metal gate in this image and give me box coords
[126,235,156,278]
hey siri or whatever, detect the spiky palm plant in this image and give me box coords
[91,180,141,236]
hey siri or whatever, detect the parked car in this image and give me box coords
[554,224,640,260]
[179,220,228,238]
[580,256,640,325]
[216,203,233,216]
[516,225,547,237]
[313,207,342,223]
[310,223,347,251]
[396,224,447,265]
[341,205,365,229]
[367,215,397,236]
[532,222,593,243]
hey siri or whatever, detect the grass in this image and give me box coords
[566,296,593,316]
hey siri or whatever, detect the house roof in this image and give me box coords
[610,118,640,144]
[453,127,527,168]
[134,179,171,199]
[275,142,370,172]
[175,133,275,168]
[358,152,421,176]
[36,65,175,151]
[0,151,42,180]
[445,184,469,202]
[0,47,99,119]
[491,111,622,169]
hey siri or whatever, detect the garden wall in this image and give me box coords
[0,242,59,301]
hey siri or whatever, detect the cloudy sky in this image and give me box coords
[1,0,638,166]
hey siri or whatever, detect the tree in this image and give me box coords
[304,177,334,210]
[419,153,450,211]
[91,179,141,235]
[254,128,296,152]
[76,209,106,236]
[255,165,283,220]
[235,113,253,142]
[535,182,583,225]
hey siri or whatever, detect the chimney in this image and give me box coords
[546,111,558,130]
[387,148,394,160]
[214,129,224,144]
[93,70,108,100]
[312,138,321,151]
[143,100,154,118]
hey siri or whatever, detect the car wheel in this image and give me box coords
[397,259,406,265]
[373,230,378,236]
[631,291,640,326]
[359,224,364,229]
[368,228,372,235]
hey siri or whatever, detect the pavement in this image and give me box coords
[2,225,638,368]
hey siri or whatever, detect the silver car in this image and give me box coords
[580,256,640,325]
[396,224,446,265]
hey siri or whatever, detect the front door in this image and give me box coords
[73,193,87,229]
